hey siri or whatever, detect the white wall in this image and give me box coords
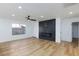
[0,18,12,42]
[32,17,79,42]
[56,18,61,43]
[12,19,35,40]
[61,17,79,42]
[33,21,39,38]
[1,16,79,43]
[0,18,35,42]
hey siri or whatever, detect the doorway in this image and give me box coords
[72,22,79,47]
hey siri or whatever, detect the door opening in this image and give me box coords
[72,22,79,47]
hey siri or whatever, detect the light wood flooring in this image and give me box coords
[0,38,79,56]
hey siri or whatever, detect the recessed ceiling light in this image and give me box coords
[18,6,22,9]
[12,14,15,16]
[40,16,44,18]
[69,12,72,14]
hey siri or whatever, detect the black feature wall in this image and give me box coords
[39,19,56,41]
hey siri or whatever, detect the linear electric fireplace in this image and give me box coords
[39,19,56,41]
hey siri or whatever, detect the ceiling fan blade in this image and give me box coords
[25,16,36,21]
[30,19,36,21]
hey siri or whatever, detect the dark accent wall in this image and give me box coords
[39,19,56,41]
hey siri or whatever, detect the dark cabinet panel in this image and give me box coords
[39,19,56,41]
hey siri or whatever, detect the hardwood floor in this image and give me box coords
[0,38,79,56]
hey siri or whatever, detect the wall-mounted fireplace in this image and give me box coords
[39,19,56,41]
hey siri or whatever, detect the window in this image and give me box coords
[12,24,26,35]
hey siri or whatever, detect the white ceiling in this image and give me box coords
[63,3,77,7]
[0,3,79,21]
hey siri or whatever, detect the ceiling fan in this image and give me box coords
[25,16,36,21]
